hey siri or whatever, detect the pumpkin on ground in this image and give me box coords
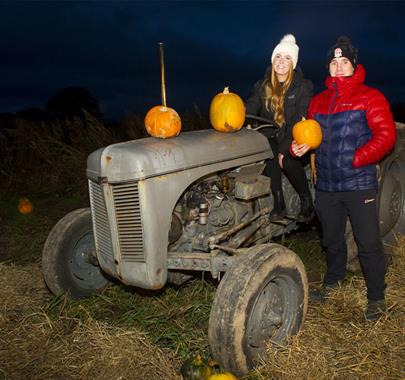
[18,198,33,214]
[292,117,322,149]
[206,372,238,380]
[180,353,212,380]
[144,105,181,138]
[209,87,245,133]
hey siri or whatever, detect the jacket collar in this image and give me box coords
[325,64,366,93]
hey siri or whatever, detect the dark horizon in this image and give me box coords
[1,1,404,121]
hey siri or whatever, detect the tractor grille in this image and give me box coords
[112,183,145,262]
[88,180,114,261]
[88,180,145,263]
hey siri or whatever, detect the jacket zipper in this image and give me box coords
[327,83,339,189]
[329,83,338,113]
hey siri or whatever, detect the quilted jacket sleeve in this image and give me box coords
[352,89,397,168]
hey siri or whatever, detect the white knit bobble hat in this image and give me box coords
[271,34,299,69]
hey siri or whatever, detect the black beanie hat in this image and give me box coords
[326,36,358,69]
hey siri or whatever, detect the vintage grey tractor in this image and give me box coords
[41,115,405,376]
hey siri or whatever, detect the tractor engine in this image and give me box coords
[169,171,268,252]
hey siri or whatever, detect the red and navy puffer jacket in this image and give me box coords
[308,64,396,192]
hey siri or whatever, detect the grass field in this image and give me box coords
[1,116,404,379]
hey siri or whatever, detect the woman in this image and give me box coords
[291,36,396,321]
[245,34,314,222]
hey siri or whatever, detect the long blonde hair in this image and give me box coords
[263,65,294,127]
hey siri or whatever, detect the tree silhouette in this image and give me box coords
[45,87,102,120]
[15,107,48,122]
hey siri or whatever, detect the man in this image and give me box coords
[291,36,396,321]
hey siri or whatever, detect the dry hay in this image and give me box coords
[1,238,405,380]
[0,264,181,380]
[255,237,405,380]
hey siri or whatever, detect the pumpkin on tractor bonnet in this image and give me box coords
[210,87,245,133]
[144,105,182,139]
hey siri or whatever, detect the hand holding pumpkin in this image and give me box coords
[291,140,310,157]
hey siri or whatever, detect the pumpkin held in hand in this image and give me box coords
[209,87,245,133]
[18,198,33,214]
[292,117,322,149]
[144,105,182,138]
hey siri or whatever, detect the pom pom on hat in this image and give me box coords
[326,36,358,69]
[271,34,299,69]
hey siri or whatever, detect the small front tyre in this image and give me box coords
[42,208,109,298]
[208,243,308,376]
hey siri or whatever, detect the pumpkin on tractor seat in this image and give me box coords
[209,87,245,133]
[144,105,182,139]
[292,117,322,149]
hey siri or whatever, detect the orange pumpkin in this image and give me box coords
[18,198,33,214]
[209,87,245,133]
[144,105,181,138]
[207,372,238,380]
[292,117,322,149]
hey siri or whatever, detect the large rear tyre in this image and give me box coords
[208,243,308,376]
[42,208,109,298]
[379,158,405,255]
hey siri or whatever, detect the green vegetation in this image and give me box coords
[6,116,403,380]
[44,279,216,359]
[0,114,326,365]
[0,188,326,369]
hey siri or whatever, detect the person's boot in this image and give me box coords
[364,299,386,321]
[309,282,340,302]
[296,194,314,223]
[269,190,286,222]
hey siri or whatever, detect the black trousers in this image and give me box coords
[265,137,311,198]
[315,189,386,301]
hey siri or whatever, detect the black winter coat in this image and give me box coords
[245,66,313,155]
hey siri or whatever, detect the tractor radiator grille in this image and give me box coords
[88,181,145,263]
[88,180,114,261]
[112,183,145,262]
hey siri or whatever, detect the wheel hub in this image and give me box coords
[247,275,298,356]
[69,233,107,290]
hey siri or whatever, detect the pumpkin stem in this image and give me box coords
[223,87,230,94]
[159,42,167,107]
[193,353,203,365]
[301,116,306,121]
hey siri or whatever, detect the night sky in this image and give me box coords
[1,1,404,121]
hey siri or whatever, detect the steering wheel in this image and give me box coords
[245,114,278,137]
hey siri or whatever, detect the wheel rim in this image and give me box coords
[247,274,299,358]
[68,231,108,290]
